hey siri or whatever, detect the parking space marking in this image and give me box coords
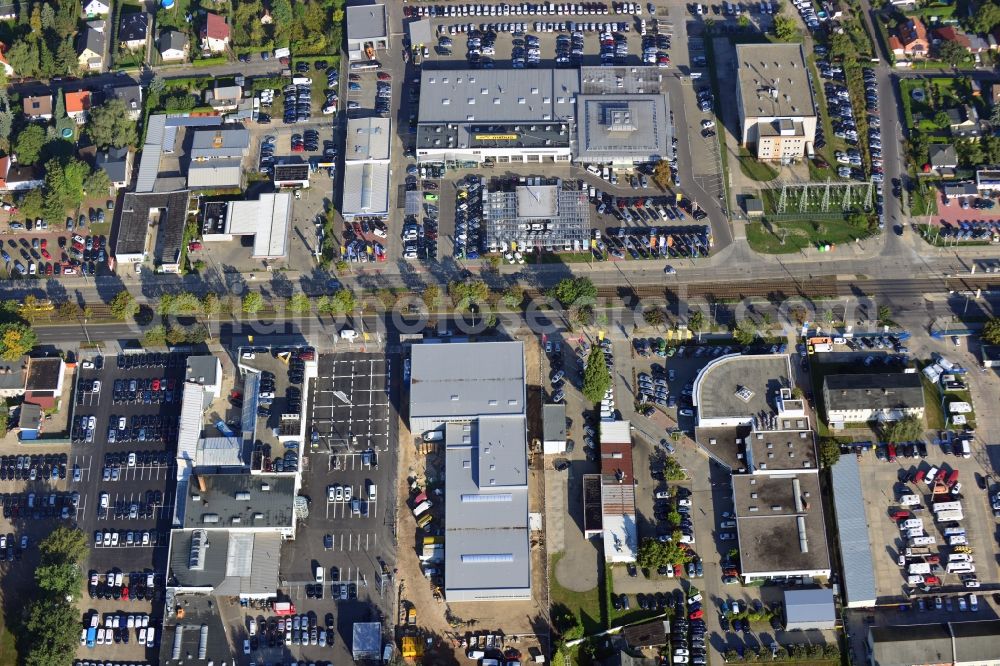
[334,531,378,552]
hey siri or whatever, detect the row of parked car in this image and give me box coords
[88,570,160,601]
[105,415,180,447]
[412,1,612,18]
[283,81,314,125]
[247,612,336,651]
[0,452,68,481]
[672,591,708,664]
[936,220,1000,243]
[453,175,484,260]
[0,532,29,562]
[1,490,76,519]
[92,529,159,549]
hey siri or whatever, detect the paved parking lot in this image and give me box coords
[70,352,187,663]
[274,352,398,664]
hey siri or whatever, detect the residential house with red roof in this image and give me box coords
[65,91,92,124]
[889,18,929,59]
[200,12,230,53]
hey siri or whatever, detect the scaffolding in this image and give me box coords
[482,178,591,253]
[776,179,875,214]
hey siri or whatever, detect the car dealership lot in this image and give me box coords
[270,352,398,665]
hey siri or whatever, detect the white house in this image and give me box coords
[82,0,110,17]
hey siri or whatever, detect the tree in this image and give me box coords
[688,310,705,333]
[422,284,440,308]
[829,32,852,59]
[818,437,842,467]
[14,124,46,164]
[0,322,36,359]
[44,157,89,211]
[86,98,138,149]
[6,40,38,78]
[991,103,1000,128]
[937,39,968,67]
[732,318,757,345]
[549,277,597,307]
[582,344,611,403]
[983,317,1000,344]
[56,35,76,74]
[881,414,925,443]
[448,279,489,308]
[956,138,985,167]
[772,14,798,40]
[319,288,356,314]
[141,325,167,347]
[242,291,264,314]
[108,290,138,320]
[17,189,44,220]
[286,293,310,313]
[40,2,54,29]
[967,1,1000,34]
[877,305,894,326]
[642,307,665,328]
[983,135,1000,164]
[83,167,111,197]
[652,159,673,188]
[636,536,692,571]
[501,284,524,310]
[201,293,220,316]
[933,110,952,129]
[23,598,79,666]
[57,301,77,319]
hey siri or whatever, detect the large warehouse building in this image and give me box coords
[735,43,817,163]
[409,341,532,602]
[342,117,391,221]
[692,354,831,582]
[416,66,673,167]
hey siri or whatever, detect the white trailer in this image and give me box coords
[934,510,964,522]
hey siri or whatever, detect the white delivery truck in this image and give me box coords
[948,535,968,546]
[906,575,925,585]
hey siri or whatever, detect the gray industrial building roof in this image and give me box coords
[225,193,292,259]
[159,595,231,665]
[346,3,387,40]
[869,624,953,666]
[113,190,189,264]
[733,473,831,576]
[543,404,566,442]
[136,114,166,193]
[346,117,391,162]
[342,162,390,217]
[950,620,1000,662]
[736,43,816,119]
[182,473,295,529]
[783,588,836,629]
[0,357,27,393]
[185,355,220,387]
[483,181,591,252]
[418,68,580,124]
[410,341,525,420]
[408,18,433,46]
[830,454,877,607]
[823,373,924,411]
[575,94,670,163]
[351,622,382,660]
[168,529,281,595]
[187,160,242,189]
[694,355,790,422]
[190,128,249,159]
[746,428,817,472]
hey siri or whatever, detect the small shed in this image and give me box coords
[352,622,382,660]
[543,403,567,454]
[743,196,764,218]
[622,619,669,649]
[783,588,836,630]
[17,403,41,440]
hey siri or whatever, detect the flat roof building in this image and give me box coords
[346,117,391,163]
[822,373,925,424]
[735,43,817,163]
[732,473,831,581]
[346,4,388,61]
[182,472,296,535]
[830,454,877,608]
[416,69,578,165]
[543,403,567,455]
[575,94,671,166]
[410,341,531,602]
[868,621,1000,666]
[783,588,836,630]
[693,354,791,428]
[223,193,292,259]
[113,190,190,270]
[600,421,638,563]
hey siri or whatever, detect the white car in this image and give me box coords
[679,408,695,417]
[92,380,101,393]
[100,492,109,509]
[344,486,353,502]
[128,453,136,467]
[88,415,96,429]
[335,486,344,502]
[328,485,338,502]
[119,417,127,429]
[677,498,692,507]
[701,119,715,129]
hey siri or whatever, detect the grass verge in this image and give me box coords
[549,552,604,635]
[747,217,871,254]
[737,150,778,182]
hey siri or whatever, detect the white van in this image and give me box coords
[368,481,377,501]
[899,519,923,531]
[340,328,358,341]
[315,566,324,583]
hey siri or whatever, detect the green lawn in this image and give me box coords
[549,552,605,635]
[0,604,19,666]
[738,151,778,182]
[747,217,871,254]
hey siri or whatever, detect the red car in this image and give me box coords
[45,263,52,276]
[40,239,46,249]
[891,510,911,520]
[188,241,203,251]
[887,444,897,461]
[674,564,683,577]
[291,143,304,152]
[121,586,129,600]
[689,609,704,619]
[924,575,941,586]
[377,72,392,81]
[152,379,160,391]
[40,249,50,259]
